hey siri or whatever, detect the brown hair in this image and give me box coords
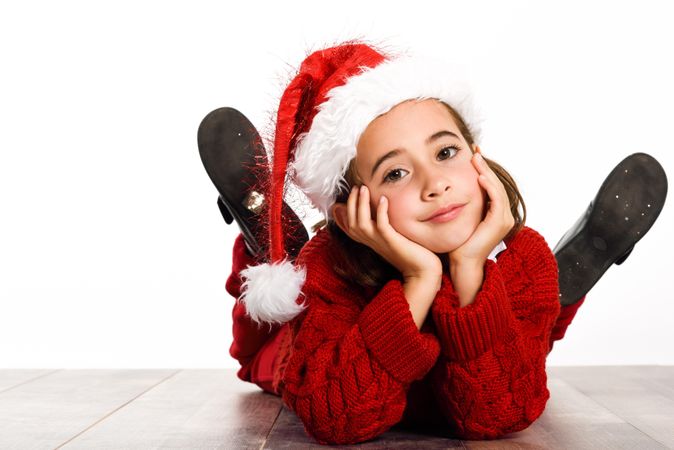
[311,101,527,289]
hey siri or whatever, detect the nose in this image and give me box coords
[421,168,451,200]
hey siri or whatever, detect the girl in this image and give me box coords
[198,40,667,445]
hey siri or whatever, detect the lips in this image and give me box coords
[424,203,465,222]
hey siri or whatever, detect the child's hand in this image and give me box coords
[334,185,442,280]
[449,150,515,265]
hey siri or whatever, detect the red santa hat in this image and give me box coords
[238,40,482,325]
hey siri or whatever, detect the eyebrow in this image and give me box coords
[369,130,460,178]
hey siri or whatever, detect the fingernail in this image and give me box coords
[360,185,367,194]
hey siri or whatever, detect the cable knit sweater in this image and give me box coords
[278,225,561,445]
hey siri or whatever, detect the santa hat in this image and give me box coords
[238,40,482,325]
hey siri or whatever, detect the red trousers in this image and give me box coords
[226,233,585,396]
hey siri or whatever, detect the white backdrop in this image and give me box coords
[1,1,672,368]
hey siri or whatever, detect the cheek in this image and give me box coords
[380,191,417,230]
[457,169,486,210]
[471,174,484,195]
[461,166,483,195]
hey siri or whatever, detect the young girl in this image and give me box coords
[198,40,667,445]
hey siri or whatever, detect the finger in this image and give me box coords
[479,173,514,229]
[346,185,358,230]
[473,152,495,179]
[357,185,374,233]
[478,174,503,211]
[480,172,504,201]
[475,155,508,199]
[375,195,391,238]
[472,151,483,170]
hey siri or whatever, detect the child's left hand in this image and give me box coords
[448,149,515,265]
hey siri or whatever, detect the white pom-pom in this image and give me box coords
[238,260,307,326]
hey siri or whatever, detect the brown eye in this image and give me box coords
[383,168,409,183]
[438,145,460,160]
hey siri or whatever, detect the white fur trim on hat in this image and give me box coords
[238,260,307,325]
[289,55,482,221]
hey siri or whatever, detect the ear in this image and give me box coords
[331,203,348,234]
[473,144,481,154]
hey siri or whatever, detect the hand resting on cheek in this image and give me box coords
[332,184,443,281]
[447,150,515,265]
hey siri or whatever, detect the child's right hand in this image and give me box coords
[332,184,443,281]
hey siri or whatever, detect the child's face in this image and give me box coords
[354,98,486,254]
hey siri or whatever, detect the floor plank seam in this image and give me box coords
[259,403,284,450]
[53,369,183,449]
[0,369,62,394]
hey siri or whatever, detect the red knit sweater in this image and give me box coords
[279,225,561,445]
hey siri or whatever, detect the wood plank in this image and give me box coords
[549,365,674,448]
[474,375,667,449]
[0,369,176,449]
[1,367,672,448]
[264,370,668,449]
[613,366,674,402]
[62,369,282,450]
[0,369,58,392]
[264,405,465,449]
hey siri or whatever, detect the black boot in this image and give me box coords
[197,107,309,261]
[553,152,668,306]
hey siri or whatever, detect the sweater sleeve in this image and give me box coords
[429,227,561,440]
[281,239,441,445]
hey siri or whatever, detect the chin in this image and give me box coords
[428,242,460,254]
[417,236,462,254]
[402,215,479,254]
[425,228,474,254]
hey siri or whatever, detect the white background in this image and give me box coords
[1,1,672,368]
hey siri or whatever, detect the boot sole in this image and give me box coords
[555,153,668,305]
[198,107,267,257]
[197,107,309,260]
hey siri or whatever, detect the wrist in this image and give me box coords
[448,259,485,308]
[449,254,485,272]
[403,271,442,289]
[403,274,441,329]
[403,264,442,281]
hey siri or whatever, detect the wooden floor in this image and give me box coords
[0,366,672,449]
